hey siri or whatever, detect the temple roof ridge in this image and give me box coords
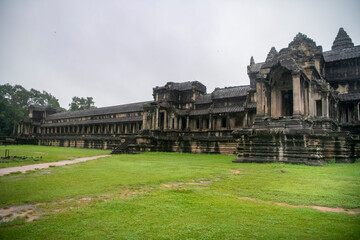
[332,27,354,50]
[288,32,317,49]
[250,56,255,65]
[266,47,278,62]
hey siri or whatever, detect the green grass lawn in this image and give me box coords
[0,146,359,239]
[0,145,111,168]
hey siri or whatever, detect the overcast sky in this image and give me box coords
[1,0,359,108]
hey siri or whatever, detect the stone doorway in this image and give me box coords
[159,112,165,130]
[282,90,293,116]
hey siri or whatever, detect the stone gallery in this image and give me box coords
[18,28,360,164]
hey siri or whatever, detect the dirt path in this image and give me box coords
[0,155,111,177]
[239,196,360,215]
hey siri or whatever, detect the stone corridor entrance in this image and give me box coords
[282,90,293,116]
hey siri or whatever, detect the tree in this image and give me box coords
[0,83,63,137]
[1,84,30,135]
[28,89,61,109]
[69,97,96,111]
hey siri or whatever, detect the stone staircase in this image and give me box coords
[111,136,137,154]
[111,130,150,154]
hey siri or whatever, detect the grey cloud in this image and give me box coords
[0,0,359,108]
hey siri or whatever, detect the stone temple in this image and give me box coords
[18,28,360,165]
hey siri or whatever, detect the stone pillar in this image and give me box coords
[155,108,159,130]
[226,114,230,129]
[209,115,213,130]
[150,112,154,130]
[164,111,167,130]
[142,112,148,130]
[323,93,329,118]
[308,85,314,116]
[271,88,280,117]
[174,116,178,129]
[292,74,303,116]
[304,85,309,116]
[186,116,190,130]
[244,112,248,127]
[256,81,265,116]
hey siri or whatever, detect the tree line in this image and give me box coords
[0,83,96,137]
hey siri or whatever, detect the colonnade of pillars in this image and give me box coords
[42,122,142,135]
[146,110,240,131]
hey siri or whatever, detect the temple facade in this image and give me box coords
[18,28,360,164]
[233,28,360,164]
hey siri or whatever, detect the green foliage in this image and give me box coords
[0,84,63,137]
[69,96,96,111]
[0,84,30,136]
[0,217,26,228]
[0,148,359,239]
[28,88,60,108]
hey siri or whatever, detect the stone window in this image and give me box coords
[203,118,209,129]
[316,100,322,117]
[196,119,200,129]
[281,90,293,116]
[235,114,243,127]
[221,117,227,128]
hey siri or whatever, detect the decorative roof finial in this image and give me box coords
[332,27,354,50]
[266,47,278,62]
[289,32,317,49]
[250,56,255,65]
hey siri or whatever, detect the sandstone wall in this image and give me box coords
[233,132,355,165]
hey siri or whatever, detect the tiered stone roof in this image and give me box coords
[212,86,250,99]
[331,27,354,50]
[323,46,360,62]
[46,101,151,121]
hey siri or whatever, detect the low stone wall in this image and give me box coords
[129,136,237,155]
[37,130,239,155]
[118,130,238,155]
[232,130,355,165]
[38,136,123,150]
